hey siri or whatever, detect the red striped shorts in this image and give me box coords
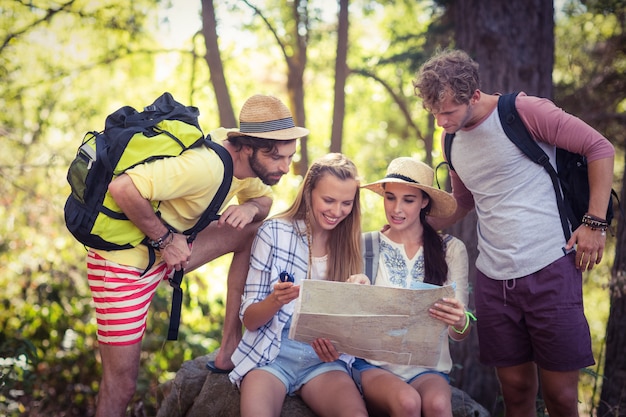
[87,251,171,345]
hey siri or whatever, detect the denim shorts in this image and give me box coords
[257,326,350,395]
[475,252,595,371]
[351,357,449,391]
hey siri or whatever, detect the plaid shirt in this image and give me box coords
[229,218,310,386]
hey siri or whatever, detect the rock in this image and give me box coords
[157,353,490,417]
[450,386,492,417]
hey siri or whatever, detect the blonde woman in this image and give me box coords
[229,153,367,417]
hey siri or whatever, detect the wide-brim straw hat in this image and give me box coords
[227,94,310,140]
[363,157,457,218]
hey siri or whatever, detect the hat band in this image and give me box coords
[386,173,420,184]
[240,117,295,134]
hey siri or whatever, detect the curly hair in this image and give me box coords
[412,49,480,113]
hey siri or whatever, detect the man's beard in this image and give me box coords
[249,151,283,186]
[457,103,474,131]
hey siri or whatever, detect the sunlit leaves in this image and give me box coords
[1,0,625,415]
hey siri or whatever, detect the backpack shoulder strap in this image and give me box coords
[182,137,234,240]
[363,231,380,284]
[498,93,552,168]
[167,136,234,341]
[497,92,571,241]
[443,132,456,171]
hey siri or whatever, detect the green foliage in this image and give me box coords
[0,0,624,415]
[553,7,625,412]
[555,0,626,150]
[0,338,38,415]
[0,249,99,415]
[0,1,226,415]
[579,246,614,415]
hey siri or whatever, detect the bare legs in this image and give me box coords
[359,367,452,417]
[214,248,251,369]
[497,363,580,417]
[95,342,142,417]
[300,370,369,417]
[239,370,287,417]
[186,220,261,370]
[539,368,580,417]
[239,369,368,417]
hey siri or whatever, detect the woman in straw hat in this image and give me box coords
[348,157,471,417]
[228,153,367,417]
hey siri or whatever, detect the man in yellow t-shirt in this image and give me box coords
[89,94,308,417]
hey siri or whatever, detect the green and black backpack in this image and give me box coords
[64,92,233,340]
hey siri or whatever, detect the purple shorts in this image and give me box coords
[475,253,595,371]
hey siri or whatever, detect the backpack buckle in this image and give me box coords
[169,269,184,290]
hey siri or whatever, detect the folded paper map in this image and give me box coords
[288,280,455,366]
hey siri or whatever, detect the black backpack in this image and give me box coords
[64,92,233,340]
[443,92,616,242]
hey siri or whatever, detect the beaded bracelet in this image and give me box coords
[584,213,607,222]
[452,311,477,334]
[149,229,173,250]
[159,231,175,249]
[581,214,609,232]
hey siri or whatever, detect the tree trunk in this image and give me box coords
[453,0,554,98]
[239,0,310,176]
[201,0,236,127]
[286,0,309,177]
[598,158,626,417]
[447,0,555,414]
[330,0,349,154]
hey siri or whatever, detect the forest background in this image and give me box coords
[1,0,625,416]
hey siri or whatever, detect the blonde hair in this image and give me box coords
[278,153,362,281]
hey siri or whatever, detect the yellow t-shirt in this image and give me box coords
[92,141,272,269]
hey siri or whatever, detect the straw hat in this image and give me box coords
[363,157,457,218]
[227,94,309,140]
